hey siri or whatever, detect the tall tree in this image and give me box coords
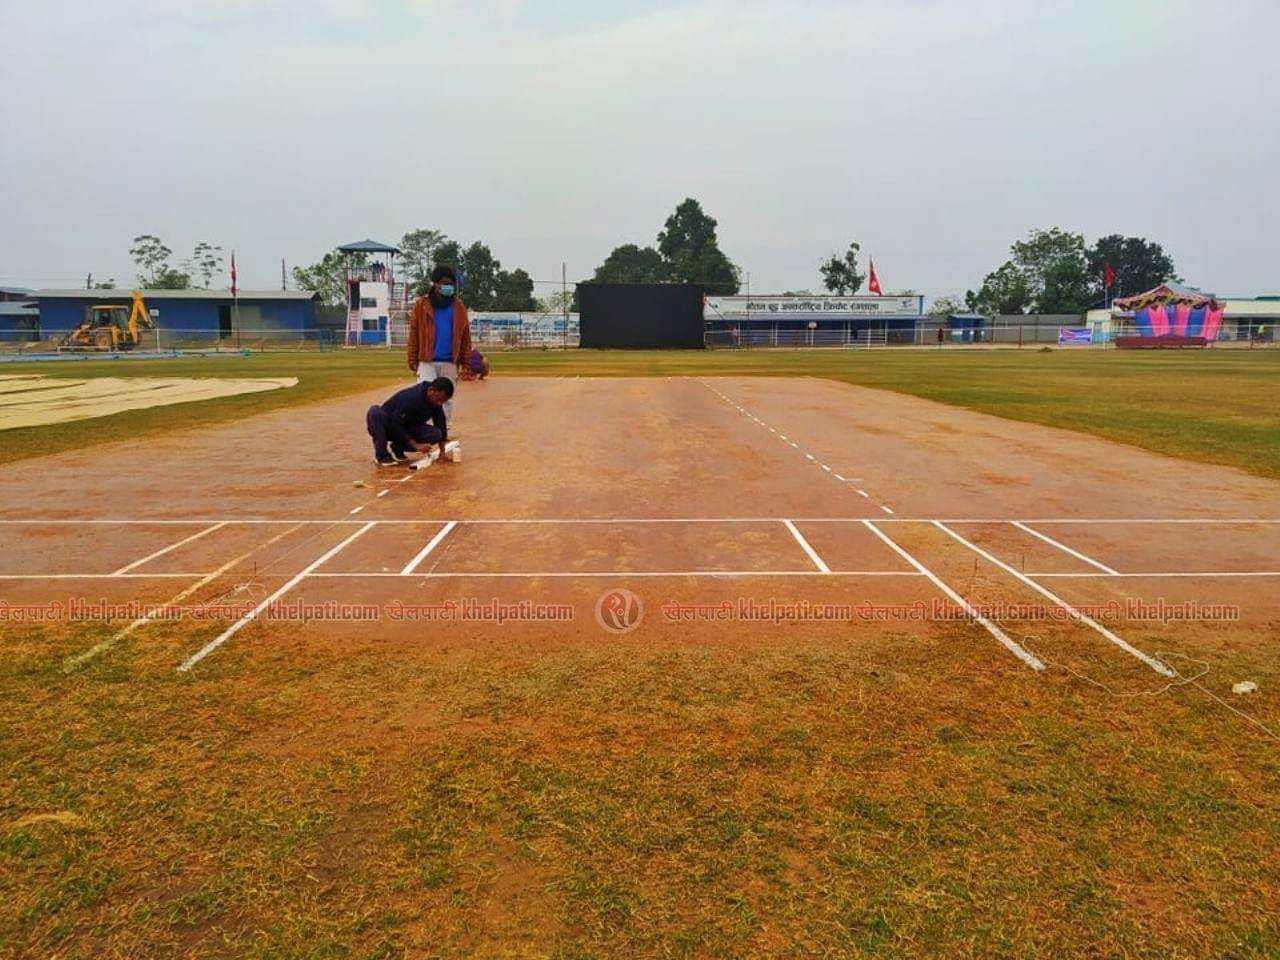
[819,242,865,295]
[968,227,1091,315]
[656,198,740,294]
[1085,234,1179,300]
[183,241,223,289]
[292,249,368,306]
[151,267,192,290]
[966,262,1033,315]
[927,295,965,318]
[400,228,449,290]
[591,244,668,284]
[456,241,501,309]
[492,267,538,311]
[1010,227,1089,313]
[130,234,172,285]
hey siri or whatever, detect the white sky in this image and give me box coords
[1,0,1277,299]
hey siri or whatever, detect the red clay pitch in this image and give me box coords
[1,375,1278,706]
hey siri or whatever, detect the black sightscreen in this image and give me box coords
[578,283,705,349]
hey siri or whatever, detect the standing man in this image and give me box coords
[407,265,471,423]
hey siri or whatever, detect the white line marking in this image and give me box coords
[111,522,227,576]
[790,442,799,448]
[857,490,870,498]
[3,517,1278,526]
[67,524,303,669]
[933,521,1174,677]
[400,521,458,575]
[176,521,377,673]
[880,505,894,515]
[1029,571,1280,578]
[0,573,206,580]
[310,570,922,579]
[349,506,364,515]
[377,490,390,498]
[805,453,816,461]
[783,520,831,574]
[862,520,1043,671]
[1010,521,1120,575]
[779,435,787,440]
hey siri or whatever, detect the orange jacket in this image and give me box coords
[406,296,472,368]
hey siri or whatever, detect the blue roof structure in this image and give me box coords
[337,239,400,255]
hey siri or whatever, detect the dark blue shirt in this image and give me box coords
[432,302,455,362]
[380,383,447,446]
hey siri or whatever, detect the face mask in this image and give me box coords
[438,284,456,298]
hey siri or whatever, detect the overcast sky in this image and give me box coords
[2,0,1277,300]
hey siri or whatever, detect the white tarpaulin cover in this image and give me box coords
[0,375,298,430]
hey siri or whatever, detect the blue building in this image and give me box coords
[0,287,38,342]
[34,289,319,337]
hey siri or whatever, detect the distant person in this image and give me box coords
[407,266,471,423]
[462,347,490,381]
[365,377,454,466]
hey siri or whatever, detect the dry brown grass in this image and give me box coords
[3,610,1279,958]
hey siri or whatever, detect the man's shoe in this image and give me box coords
[387,444,407,463]
[375,453,397,467]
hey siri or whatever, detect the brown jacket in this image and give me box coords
[406,296,472,368]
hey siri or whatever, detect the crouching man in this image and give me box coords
[365,376,454,466]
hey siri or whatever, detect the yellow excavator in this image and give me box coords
[60,290,155,351]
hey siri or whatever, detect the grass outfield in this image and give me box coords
[6,625,1278,958]
[2,347,1278,477]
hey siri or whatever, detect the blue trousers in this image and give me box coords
[366,405,442,456]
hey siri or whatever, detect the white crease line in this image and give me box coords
[1011,521,1120,575]
[6,517,1279,526]
[68,524,303,669]
[862,520,1044,671]
[783,520,831,574]
[309,570,923,578]
[933,521,1174,677]
[0,573,204,580]
[400,520,458,575]
[111,522,227,576]
[1029,571,1280,578]
[177,521,377,673]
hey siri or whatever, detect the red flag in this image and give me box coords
[867,259,882,296]
[1103,263,1116,289]
[230,252,238,299]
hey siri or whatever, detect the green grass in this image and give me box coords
[3,626,1279,957]
[3,347,1278,478]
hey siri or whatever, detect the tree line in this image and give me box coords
[292,231,540,312]
[948,229,1178,317]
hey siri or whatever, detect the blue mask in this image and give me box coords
[438,284,455,298]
